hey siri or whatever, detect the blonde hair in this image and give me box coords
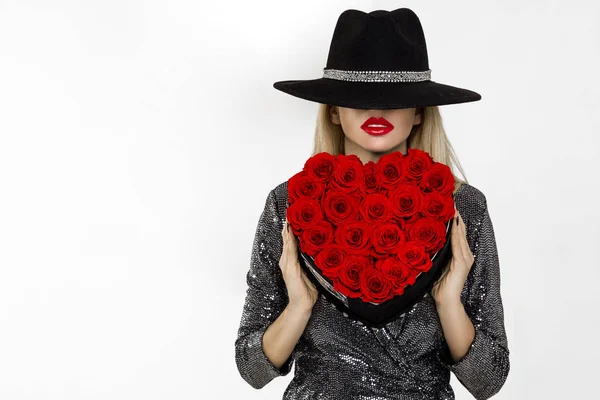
[311,104,468,195]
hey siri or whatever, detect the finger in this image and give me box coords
[455,211,471,258]
[287,225,299,253]
[284,220,292,244]
[454,212,474,276]
[285,218,292,237]
[287,224,296,242]
[450,214,465,261]
[288,235,299,259]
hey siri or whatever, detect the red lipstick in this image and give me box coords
[361,117,394,135]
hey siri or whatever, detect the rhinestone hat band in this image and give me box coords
[323,68,431,82]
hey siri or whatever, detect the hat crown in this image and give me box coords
[325,8,429,72]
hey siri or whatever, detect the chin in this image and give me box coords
[357,138,403,154]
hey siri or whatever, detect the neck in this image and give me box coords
[343,139,408,164]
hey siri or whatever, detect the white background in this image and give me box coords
[0,0,598,399]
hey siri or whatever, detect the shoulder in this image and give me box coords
[270,180,290,217]
[272,180,289,202]
[455,182,493,244]
[455,182,488,216]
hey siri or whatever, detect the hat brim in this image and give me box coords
[273,78,481,109]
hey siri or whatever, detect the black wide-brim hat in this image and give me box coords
[273,8,481,110]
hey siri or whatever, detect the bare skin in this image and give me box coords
[261,220,318,370]
[329,105,422,163]
[431,205,476,363]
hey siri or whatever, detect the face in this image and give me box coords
[329,106,422,164]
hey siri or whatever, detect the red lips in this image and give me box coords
[361,117,394,135]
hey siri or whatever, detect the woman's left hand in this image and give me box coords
[431,203,475,305]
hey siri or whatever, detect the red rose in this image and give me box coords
[304,152,337,183]
[300,220,335,257]
[376,151,406,189]
[420,163,455,195]
[288,170,324,204]
[286,197,324,232]
[377,257,417,295]
[359,193,393,224]
[388,184,425,219]
[404,148,434,181]
[333,255,369,298]
[370,222,405,257]
[335,220,371,255]
[314,244,347,280]
[321,190,361,225]
[360,265,395,303]
[361,161,380,194]
[396,241,433,273]
[329,154,365,192]
[421,191,455,221]
[407,217,447,253]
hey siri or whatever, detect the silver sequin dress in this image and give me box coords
[235,180,510,400]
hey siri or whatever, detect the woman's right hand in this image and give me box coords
[280,218,319,311]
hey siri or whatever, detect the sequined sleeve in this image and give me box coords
[234,189,295,389]
[436,198,510,400]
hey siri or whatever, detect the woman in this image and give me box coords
[235,8,510,400]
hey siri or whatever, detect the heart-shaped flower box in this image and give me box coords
[286,150,456,328]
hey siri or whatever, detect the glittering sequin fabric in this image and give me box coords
[235,181,510,400]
